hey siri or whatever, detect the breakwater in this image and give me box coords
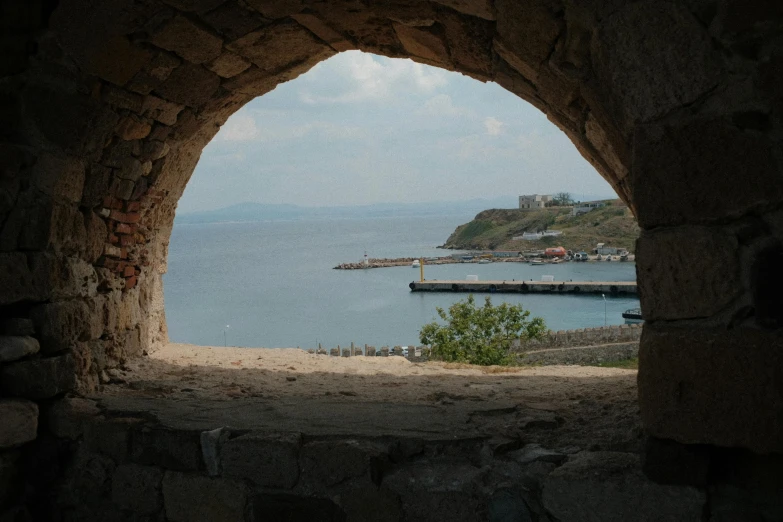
[409,280,637,295]
[515,324,641,351]
[304,325,641,361]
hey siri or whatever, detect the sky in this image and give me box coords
[177,51,616,213]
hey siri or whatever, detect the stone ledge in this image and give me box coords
[638,326,783,454]
[0,399,38,449]
[542,451,706,522]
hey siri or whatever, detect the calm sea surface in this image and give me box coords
[164,215,640,348]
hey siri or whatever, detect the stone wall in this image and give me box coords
[0,0,782,518]
[514,324,642,352]
[517,342,638,366]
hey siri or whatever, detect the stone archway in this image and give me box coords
[1,0,781,517]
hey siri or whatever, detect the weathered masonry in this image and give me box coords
[1,0,782,520]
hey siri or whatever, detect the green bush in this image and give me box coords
[420,295,547,366]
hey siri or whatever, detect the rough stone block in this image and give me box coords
[23,84,119,154]
[0,399,38,448]
[114,115,152,140]
[112,463,164,514]
[84,212,108,263]
[636,227,741,320]
[31,300,94,354]
[126,50,181,95]
[542,452,706,522]
[201,1,268,41]
[433,0,494,19]
[142,95,184,127]
[336,487,402,522]
[382,460,485,522]
[44,397,101,439]
[82,35,153,87]
[163,471,247,522]
[154,63,221,108]
[131,427,203,471]
[631,118,782,228]
[206,51,252,78]
[0,336,39,363]
[221,432,300,488]
[440,11,494,79]
[31,153,86,204]
[82,164,112,209]
[0,354,76,399]
[58,448,116,507]
[593,3,722,129]
[642,437,710,487]
[291,12,354,51]
[226,19,334,74]
[488,488,533,522]
[248,493,347,522]
[298,439,387,494]
[394,23,451,65]
[83,417,142,462]
[638,326,783,454]
[52,257,99,300]
[0,450,21,506]
[148,15,223,64]
[1,318,34,336]
[111,177,135,200]
[495,0,561,74]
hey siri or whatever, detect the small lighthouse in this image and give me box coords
[363,251,369,267]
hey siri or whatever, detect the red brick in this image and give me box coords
[109,210,141,224]
[116,261,127,273]
[120,248,128,259]
[108,233,119,244]
[119,235,134,246]
[115,223,134,234]
[125,275,137,290]
[125,201,141,212]
[123,265,136,277]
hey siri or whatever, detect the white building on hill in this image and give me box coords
[519,194,552,210]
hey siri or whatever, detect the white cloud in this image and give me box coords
[484,116,504,136]
[299,51,449,104]
[418,94,473,118]
[219,113,260,142]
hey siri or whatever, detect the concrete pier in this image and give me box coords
[409,280,637,295]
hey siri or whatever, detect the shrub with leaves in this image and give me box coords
[419,295,547,366]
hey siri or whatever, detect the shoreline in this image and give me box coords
[334,255,636,269]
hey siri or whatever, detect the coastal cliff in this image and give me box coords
[440,200,639,252]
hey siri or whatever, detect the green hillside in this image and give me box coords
[440,200,640,253]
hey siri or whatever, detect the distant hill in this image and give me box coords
[440,199,640,253]
[175,194,618,225]
[174,197,523,224]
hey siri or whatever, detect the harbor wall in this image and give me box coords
[514,324,642,352]
[517,342,639,366]
[308,324,641,360]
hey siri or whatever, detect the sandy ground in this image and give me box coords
[98,343,642,451]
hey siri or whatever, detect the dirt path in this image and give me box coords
[97,343,642,452]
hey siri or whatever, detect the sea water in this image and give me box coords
[164,215,640,348]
